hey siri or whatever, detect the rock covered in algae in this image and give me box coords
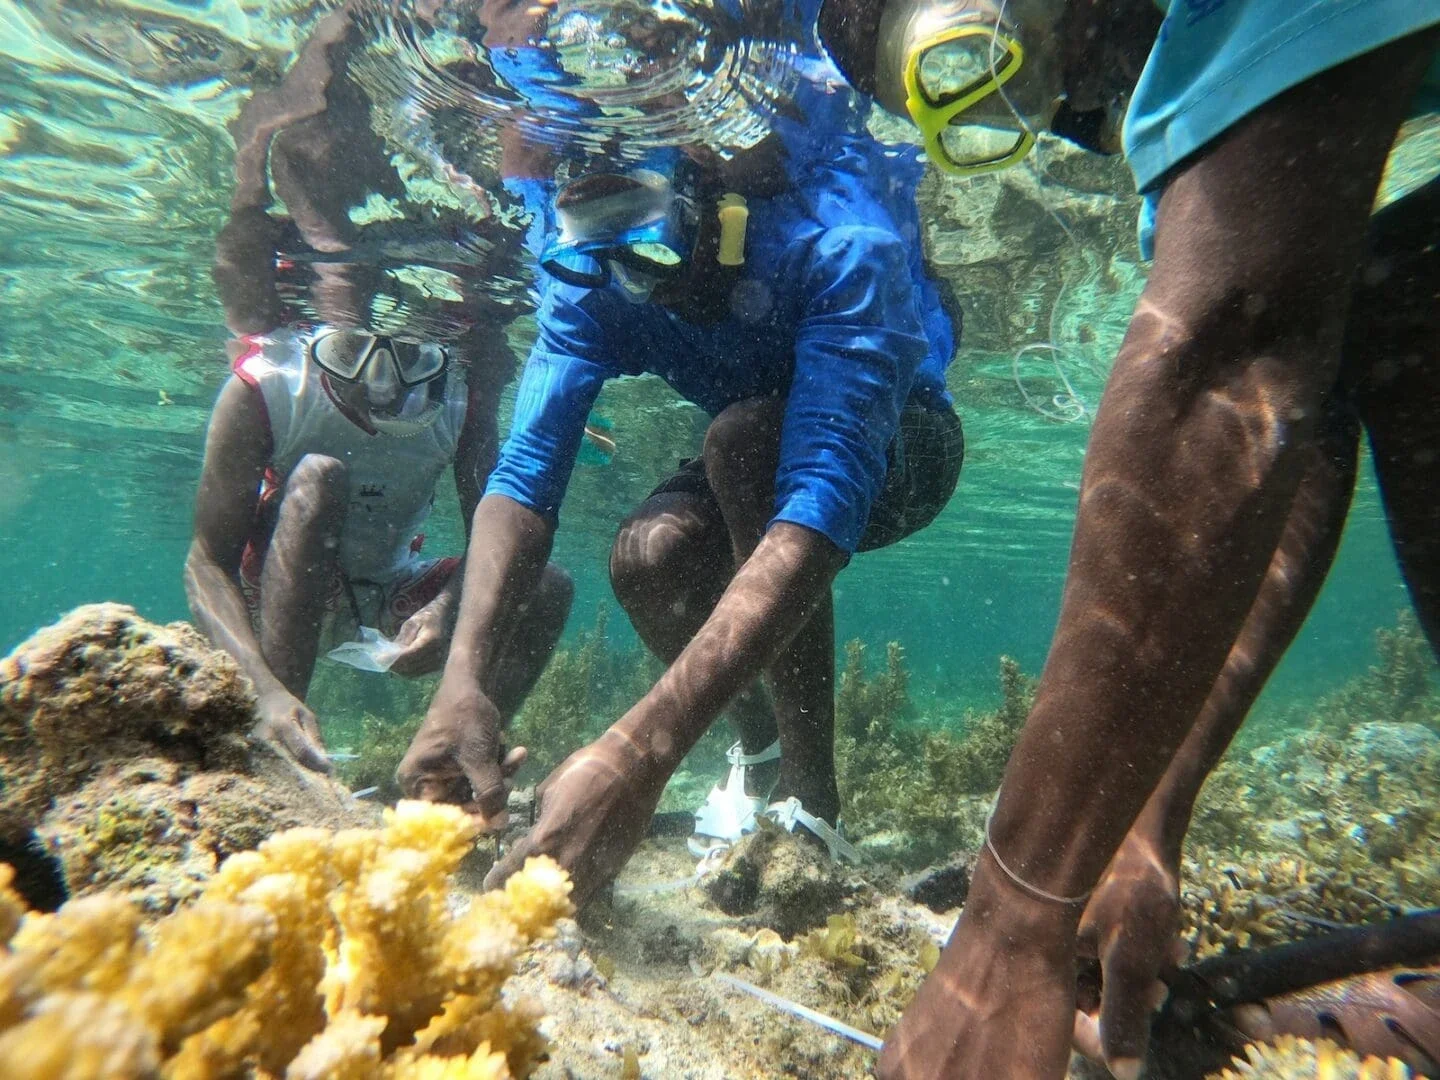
[0,801,573,1079]
[1206,1035,1414,1079]
[0,604,382,912]
[700,825,854,939]
[0,603,253,834]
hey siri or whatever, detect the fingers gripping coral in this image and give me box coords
[0,802,572,1080]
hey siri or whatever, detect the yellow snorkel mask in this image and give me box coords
[874,0,1056,176]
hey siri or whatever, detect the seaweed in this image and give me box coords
[333,710,423,803]
[835,648,1035,869]
[1295,610,1438,739]
[797,913,867,969]
[836,639,913,742]
[511,606,664,781]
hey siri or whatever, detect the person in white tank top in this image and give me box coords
[185,325,574,776]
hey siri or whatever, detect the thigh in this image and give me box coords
[1342,175,1440,646]
[1342,174,1440,400]
[610,476,732,589]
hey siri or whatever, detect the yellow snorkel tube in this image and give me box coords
[716,193,748,267]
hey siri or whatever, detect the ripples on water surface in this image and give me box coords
[0,0,1431,704]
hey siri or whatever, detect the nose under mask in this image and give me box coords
[610,260,658,304]
[361,346,403,407]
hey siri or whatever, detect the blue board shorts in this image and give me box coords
[1124,0,1440,258]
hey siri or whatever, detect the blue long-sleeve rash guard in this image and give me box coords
[486,181,954,555]
[485,0,954,554]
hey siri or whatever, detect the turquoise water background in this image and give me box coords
[0,0,1423,729]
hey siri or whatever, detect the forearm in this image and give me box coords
[184,543,289,700]
[1126,419,1358,864]
[438,494,554,691]
[613,522,845,771]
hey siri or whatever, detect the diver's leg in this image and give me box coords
[702,397,840,823]
[610,488,733,659]
[256,452,348,699]
[610,483,780,756]
[1345,177,1440,650]
[486,561,575,720]
[1075,398,1361,1071]
[881,32,1436,1080]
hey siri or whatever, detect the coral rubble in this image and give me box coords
[0,801,572,1079]
[1185,715,1440,957]
[0,604,380,912]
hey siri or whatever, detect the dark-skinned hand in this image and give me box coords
[484,728,666,905]
[1073,829,1188,1079]
[397,682,526,831]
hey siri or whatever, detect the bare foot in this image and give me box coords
[1072,829,1185,1076]
[484,728,668,905]
[879,850,1082,1080]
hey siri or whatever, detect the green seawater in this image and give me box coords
[0,0,1431,729]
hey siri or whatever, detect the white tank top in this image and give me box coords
[235,327,468,583]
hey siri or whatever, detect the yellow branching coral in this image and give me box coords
[1207,1035,1412,1079]
[0,801,572,1080]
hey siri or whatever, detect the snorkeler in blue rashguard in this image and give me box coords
[812,0,1440,1076]
[398,72,965,884]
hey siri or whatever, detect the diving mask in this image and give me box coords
[875,0,1052,176]
[541,162,700,290]
[309,329,450,434]
[310,330,449,388]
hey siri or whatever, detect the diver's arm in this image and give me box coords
[396,493,556,818]
[614,521,845,771]
[433,349,505,612]
[481,517,845,901]
[184,376,287,699]
[441,333,599,687]
[439,493,556,692]
[400,323,604,817]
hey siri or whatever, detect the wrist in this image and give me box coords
[968,845,1086,937]
[604,715,684,782]
[431,582,462,622]
[1131,795,1190,870]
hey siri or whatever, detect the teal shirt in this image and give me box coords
[1124,0,1440,257]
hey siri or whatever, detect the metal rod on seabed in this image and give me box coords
[712,971,884,1052]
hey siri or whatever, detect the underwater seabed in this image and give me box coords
[0,604,1437,1078]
